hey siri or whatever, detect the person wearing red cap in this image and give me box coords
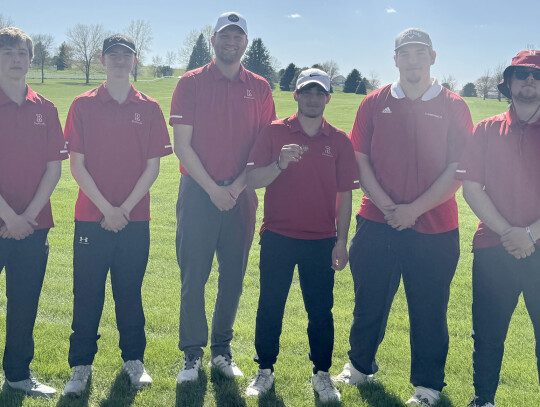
[333,28,473,406]
[457,49,540,407]
[62,33,172,396]
[170,11,276,383]
[0,27,67,398]
[244,68,359,402]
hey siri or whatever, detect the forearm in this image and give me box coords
[356,152,395,214]
[336,190,352,243]
[70,153,113,215]
[528,218,540,242]
[23,160,62,221]
[121,158,160,213]
[247,162,281,189]
[0,193,18,224]
[174,142,218,194]
[462,180,511,236]
[409,162,461,217]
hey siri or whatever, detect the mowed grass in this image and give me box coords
[0,78,536,407]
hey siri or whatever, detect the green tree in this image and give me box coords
[343,69,362,93]
[461,82,477,97]
[355,79,367,95]
[54,42,72,70]
[280,63,296,91]
[186,33,212,71]
[242,38,276,89]
[32,34,54,83]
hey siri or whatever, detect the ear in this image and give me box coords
[293,91,299,101]
[326,94,332,104]
[394,53,398,68]
[431,50,437,65]
[211,36,215,46]
[133,57,138,69]
[100,56,105,67]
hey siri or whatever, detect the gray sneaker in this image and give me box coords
[63,365,93,397]
[6,375,56,399]
[468,398,495,407]
[123,360,152,389]
[209,353,244,377]
[246,368,274,396]
[177,354,202,383]
[332,362,374,385]
[312,371,341,402]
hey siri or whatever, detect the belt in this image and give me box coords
[216,179,234,186]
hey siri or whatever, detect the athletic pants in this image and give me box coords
[472,245,540,405]
[348,217,459,391]
[254,230,336,373]
[176,175,257,358]
[68,221,149,367]
[0,229,49,381]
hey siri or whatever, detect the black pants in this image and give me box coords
[254,230,336,373]
[0,229,49,381]
[348,217,459,391]
[472,245,540,405]
[68,221,149,367]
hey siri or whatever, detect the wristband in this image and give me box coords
[276,158,285,171]
[526,226,536,245]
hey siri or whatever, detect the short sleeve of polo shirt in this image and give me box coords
[246,123,274,170]
[169,75,195,126]
[64,99,85,153]
[446,97,473,164]
[48,105,69,161]
[456,121,487,185]
[349,95,375,154]
[147,103,172,158]
[336,134,360,192]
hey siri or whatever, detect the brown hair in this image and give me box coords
[0,27,34,60]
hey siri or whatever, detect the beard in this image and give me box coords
[514,87,540,104]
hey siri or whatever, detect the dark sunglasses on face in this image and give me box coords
[513,67,540,80]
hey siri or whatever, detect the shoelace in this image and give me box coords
[125,361,143,375]
[183,355,199,370]
[316,373,334,392]
[72,367,91,381]
[253,371,271,387]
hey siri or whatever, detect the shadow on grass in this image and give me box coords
[0,383,25,407]
[257,385,286,407]
[56,375,92,407]
[356,381,405,407]
[176,370,207,407]
[210,368,246,407]
[99,372,138,407]
[435,393,455,407]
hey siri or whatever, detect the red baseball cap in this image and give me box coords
[498,49,540,98]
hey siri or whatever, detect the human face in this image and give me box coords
[510,67,540,104]
[294,85,331,119]
[394,44,435,84]
[101,45,137,79]
[212,25,248,65]
[0,40,31,81]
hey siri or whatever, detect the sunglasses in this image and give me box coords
[513,68,540,80]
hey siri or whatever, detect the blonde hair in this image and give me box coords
[0,27,33,60]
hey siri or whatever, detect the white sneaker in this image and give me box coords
[467,398,495,407]
[209,354,244,377]
[332,362,374,385]
[63,365,92,397]
[6,375,56,399]
[312,371,341,402]
[245,368,275,396]
[176,354,202,384]
[122,360,152,389]
[406,386,440,406]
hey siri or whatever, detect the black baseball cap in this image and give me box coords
[102,33,136,56]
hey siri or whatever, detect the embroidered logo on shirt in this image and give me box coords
[34,113,46,126]
[60,140,68,154]
[132,113,143,125]
[78,236,90,245]
[381,107,392,114]
[244,89,255,99]
[322,145,333,157]
[530,50,537,56]
[425,112,443,119]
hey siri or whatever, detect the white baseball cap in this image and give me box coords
[295,68,331,92]
[214,12,248,36]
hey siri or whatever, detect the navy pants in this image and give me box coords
[176,175,257,358]
[254,230,336,373]
[347,217,459,391]
[68,221,149,367]
[472,245,540,405]
[0,229,49,381]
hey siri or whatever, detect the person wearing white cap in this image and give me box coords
[170,12,276,383]
[333,28,473,406]
[244,68,359,401]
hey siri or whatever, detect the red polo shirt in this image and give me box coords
[350,80,473,234]
[0,86,68,230]
[169,60,277,182]
[247,114,360,240]
[64,83,172,222]
[457,109,540,249]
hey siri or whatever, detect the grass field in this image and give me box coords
[0,78,536,407]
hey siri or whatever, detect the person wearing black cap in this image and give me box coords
[333,28,473,406]
[457,49,540,407]
[62,33,172,396]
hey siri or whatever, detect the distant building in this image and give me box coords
[331,75,345,87]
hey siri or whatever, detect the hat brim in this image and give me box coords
[215,23,247,35]
[296,80,330,92]
[395,41,432,51]
[103,43,136,56]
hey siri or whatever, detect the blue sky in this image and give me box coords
[3,0,539,88]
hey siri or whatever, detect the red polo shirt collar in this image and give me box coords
[0,85,40,106]
[287,113,331,137]
[208,59,248,83]
[96,82,143,104]
[505,105,540,129]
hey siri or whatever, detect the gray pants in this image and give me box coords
[176,175,257,358]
